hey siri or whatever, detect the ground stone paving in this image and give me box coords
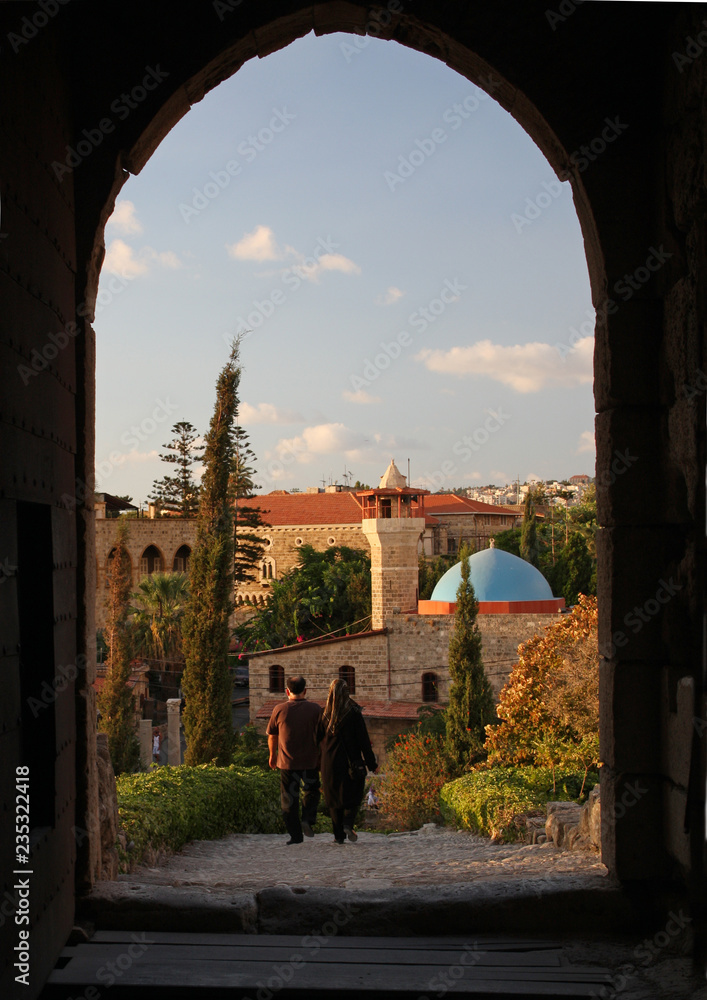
[121,824,606,892]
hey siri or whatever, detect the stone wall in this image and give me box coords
[240,521,367,605]
[249,611,562,726]
[363,518,426,628]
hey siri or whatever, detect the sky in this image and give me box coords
[94,30,595,504]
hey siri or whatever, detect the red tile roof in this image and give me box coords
[249,491,364,525]
[422,494,512,515]
[247,628,387,657]
[247,490,512,526]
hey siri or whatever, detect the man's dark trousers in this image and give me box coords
[280,768,320,841]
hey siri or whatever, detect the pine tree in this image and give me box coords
[230,424,269,585]
[520,490,538,566]
[180,343,241,765]
[445,552,496,768]
[149,421,203,517]
[97,523,140,774]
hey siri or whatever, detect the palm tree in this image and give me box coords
[129,571,190,660]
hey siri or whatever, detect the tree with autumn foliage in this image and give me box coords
[484,594,599,791]
[181,341,241,765]
[97,522,140,774]
[445,552,496,768]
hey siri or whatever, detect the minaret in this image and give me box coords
[360,460,428,628]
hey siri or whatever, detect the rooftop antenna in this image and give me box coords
[407,458,410,486]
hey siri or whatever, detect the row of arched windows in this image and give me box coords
[105,543,191,585]
[267,666,440,702]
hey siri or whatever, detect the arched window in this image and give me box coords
[173,544,191,573]
[139,545,163,577]
[260,558,276,580]
[269,664,285,693]
[422,671,438,703]
[339,664,355,694]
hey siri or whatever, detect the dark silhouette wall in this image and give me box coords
[1,2,706,996]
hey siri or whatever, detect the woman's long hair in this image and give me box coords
[322,678,354,735]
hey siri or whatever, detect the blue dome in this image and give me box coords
[430,547,555,603]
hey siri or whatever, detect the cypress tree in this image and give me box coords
[97,522,140,774]
[445,552,496,767]
[520,489,538,566]
[181,342,241,764]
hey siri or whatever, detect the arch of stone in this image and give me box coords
[1,1,705,995]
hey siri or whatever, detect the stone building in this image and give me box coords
[94,474,518,622]
[2,5,705,993]
[249,468,564,762]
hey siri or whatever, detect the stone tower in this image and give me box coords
[360,460,428,629]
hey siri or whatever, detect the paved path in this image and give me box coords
[121,824,606,893]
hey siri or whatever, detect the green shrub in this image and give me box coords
[231,724,270,768]
[116,763,284,869]
[440,765,597,842]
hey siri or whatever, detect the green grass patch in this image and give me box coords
[439,765,596,842]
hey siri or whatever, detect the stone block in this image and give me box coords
[596,526,688,663]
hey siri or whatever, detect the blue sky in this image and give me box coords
[94,30,595,503]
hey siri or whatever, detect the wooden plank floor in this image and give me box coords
[41,931,618,998]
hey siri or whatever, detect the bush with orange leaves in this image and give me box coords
[484,594,599,793]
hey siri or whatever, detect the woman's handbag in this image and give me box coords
[347,758,367,780]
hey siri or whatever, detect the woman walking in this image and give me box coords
[317,678,377,844]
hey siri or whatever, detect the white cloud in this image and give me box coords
[315,253,360,276]
[103,239,149,278]
[577,431,596,454]
[227,225,285,262]
[238,402,303,425]
[490,470,509,483]
[415,337,593,393]
[376,286,404,306]
[107,200,143,236]
[342,389,381,405]
[103,239,182,278]
[226,225,360,282]
[274,423,366,464]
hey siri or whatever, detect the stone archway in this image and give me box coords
[1,4,705,995]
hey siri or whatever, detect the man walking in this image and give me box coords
[266,675,322,845]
